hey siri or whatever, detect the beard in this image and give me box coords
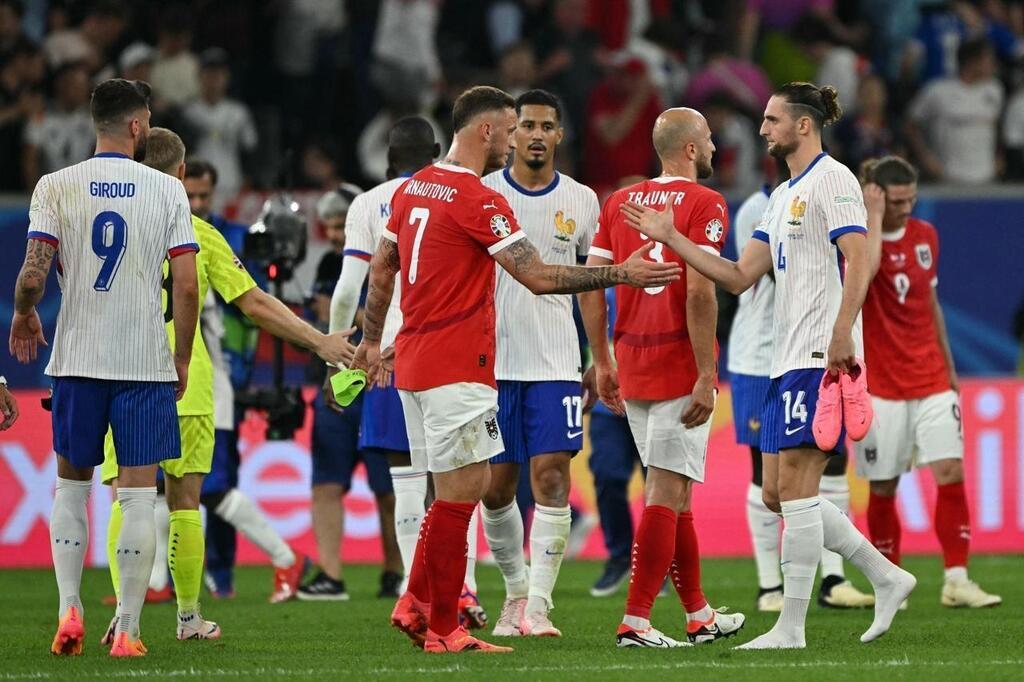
[696,155,713,179]
[484,146,511,174]
[132,131,148,162]
[767,137,798,160]
[524,155,547,170]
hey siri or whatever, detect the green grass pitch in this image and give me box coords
[2,556,1020,680]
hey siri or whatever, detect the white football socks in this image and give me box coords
[50,477,91,618]
[390,466,427,581]
[818,474,850,579]
[746,483,782,589]
[464,503,480,592]
[526,503,570,615]
[214,488,294,568]
[482,499,529,599]
[148,494,171,591]
[116,487,157,639]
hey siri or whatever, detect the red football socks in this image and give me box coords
[624,505,677,620]
[868,492,902,566]
[935,482,970,568]
[670,511,708,613]
[406,504,433,604]
[423,500,476,637]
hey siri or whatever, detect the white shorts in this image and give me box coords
[854,390,963,481]
[399,382,504,474]
[624,393,715,483]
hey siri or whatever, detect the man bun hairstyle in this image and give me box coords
[859,155,918,188]
[452,85,515,132]
[515,89,562,122]
[775,81,843,129]
[91,78,151,133]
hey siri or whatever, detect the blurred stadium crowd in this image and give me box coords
[1,0,1024,209]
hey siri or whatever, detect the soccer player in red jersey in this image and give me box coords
[350,86,682,654]
[580,108,746,648]
[856,156,1001,608]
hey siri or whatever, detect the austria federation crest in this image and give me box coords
[915,243,933,269]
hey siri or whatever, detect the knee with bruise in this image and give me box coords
[534,464,570,506]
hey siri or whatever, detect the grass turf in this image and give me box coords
[1,556,1020,680]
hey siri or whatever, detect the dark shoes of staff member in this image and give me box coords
[297,571,350,601]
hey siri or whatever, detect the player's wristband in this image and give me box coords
[331,369,367,407]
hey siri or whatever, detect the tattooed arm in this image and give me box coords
[493,237,682,295]
[349,238,400,379]
[10,238,55,362]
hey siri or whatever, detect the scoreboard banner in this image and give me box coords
[1,380,1022,567]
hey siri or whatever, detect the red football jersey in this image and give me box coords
[862,217,950,400]
[590,177,730,400]
[385,163,524,392]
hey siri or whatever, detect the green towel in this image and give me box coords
[331,369,367,407]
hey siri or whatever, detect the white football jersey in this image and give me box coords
[753,153,866,378]
[343,176,407,348]
[727,186,774,377]
[28,153,196,381]
[484,168,599,382]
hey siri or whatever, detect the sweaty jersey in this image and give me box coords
[165,216,257,415]
[590,176,729,400]
[862,217,949,400]
[27,153,197,381]
[485,168,599,382]
[384,163,525,391]
[752,153,866,378]
[343,176,407,348]
[727,186,774,377]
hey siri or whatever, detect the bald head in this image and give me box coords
[652,108,707,158]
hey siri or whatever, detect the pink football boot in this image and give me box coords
[840,358,873,441]
[812,370,843,451]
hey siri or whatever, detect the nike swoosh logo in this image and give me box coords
[785,425,806,435]
[544,549,564,556]
[567,430,583,439]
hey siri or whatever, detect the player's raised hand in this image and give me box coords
[620,242,682,288]
[619,200,677,243]
[682,375,715,428]
[0,385,19,430]
[827,329,857,375]
[316,327,357,367]
[9,309,47,363]
[595,365,626,416]
[174,358,189,401]
[863,183,885,222]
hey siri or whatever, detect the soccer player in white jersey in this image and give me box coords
[622,82,916,649]
[329,117,488,625]
[9,79,200,657]
[479,89,600,637]
[730,159,873,612]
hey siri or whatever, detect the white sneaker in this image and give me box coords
[492,598,526,637]
[820,580,875,608]
[941,579,1002,608]
[616,624,691,648]
[687,608,745,644]
[521,609,561,637]
[176,611,222,640]
[757,589,784,612]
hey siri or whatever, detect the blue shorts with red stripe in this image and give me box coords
[52,377,180,468]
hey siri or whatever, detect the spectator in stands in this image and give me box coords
[703,93,760,199]
[118,41,153,81]
[300,140,346,193]
[41,0,125,78]
[583,54,662,198]
[682,45,772,120]
[906,37,1003,183]
[184,47,257,209]
[22,61,93,187]
[792,12,865,114]
[0,45,41,190]
[357,95,444,185]
[831,73,899,172]
[498,41,537,100]
[150,6,200,108]
[0,0,32,62]
[737,0,856,62]
[371,0,441,110]
[1003,69,1024,180]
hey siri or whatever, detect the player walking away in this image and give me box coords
[856,156,1001,608]
[480,89,599,638]
[97,127,357,641]
[731,159,873,612]
[621,83,917,649]
[327,117,487,622]
[581,107,746,649]
[351,85,681,654]
[9,79,200,657]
